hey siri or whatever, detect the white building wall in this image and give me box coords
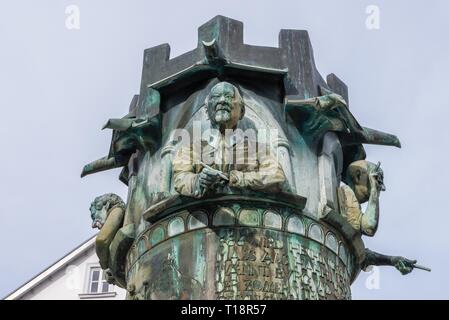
[7,238,127,300]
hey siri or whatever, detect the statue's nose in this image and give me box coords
[92,221,102,229]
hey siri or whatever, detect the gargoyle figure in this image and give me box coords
[362,248,419,275]
[337,160,383,236]
[285,86,401,148]
[90,193,126,277]
[285,86,402,190]
[172,81,286,198]
[81,95,161,185]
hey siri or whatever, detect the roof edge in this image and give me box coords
[3,235,96,300]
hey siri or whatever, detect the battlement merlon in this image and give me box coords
[136,16,400,149]
[137,15,330,116]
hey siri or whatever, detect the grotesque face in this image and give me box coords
[206,82,244,130]
[348,160,382,203]
[351,162,369,203]
[90,199,109,229]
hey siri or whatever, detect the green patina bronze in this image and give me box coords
[82,16,428,300]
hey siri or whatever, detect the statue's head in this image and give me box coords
[89,193,125,229]
[206,82,245,131]
[347,160,383,203]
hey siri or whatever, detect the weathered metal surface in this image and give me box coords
[82,15,420,300]
[126,199,356,300]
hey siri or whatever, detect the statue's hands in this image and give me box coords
[194,168,215,196]
[194,167,228,197]
[202,167,229,187]
[369,164,385,192]
[392,257,417,275]
[229,170,246,188]
[199,167,218,187]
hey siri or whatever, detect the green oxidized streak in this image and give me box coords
[193,231,206,287]
[171,237,181,297]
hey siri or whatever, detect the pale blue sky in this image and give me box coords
[1,0,448,299]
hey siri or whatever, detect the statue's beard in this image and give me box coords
[213,104,232,124]
[214,110,231,123]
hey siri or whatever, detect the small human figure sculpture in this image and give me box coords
[339,162,432,275]
[362,249,419,275]
[338,160,384,236]
[172,81,286,198]
[90,193,126,280]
